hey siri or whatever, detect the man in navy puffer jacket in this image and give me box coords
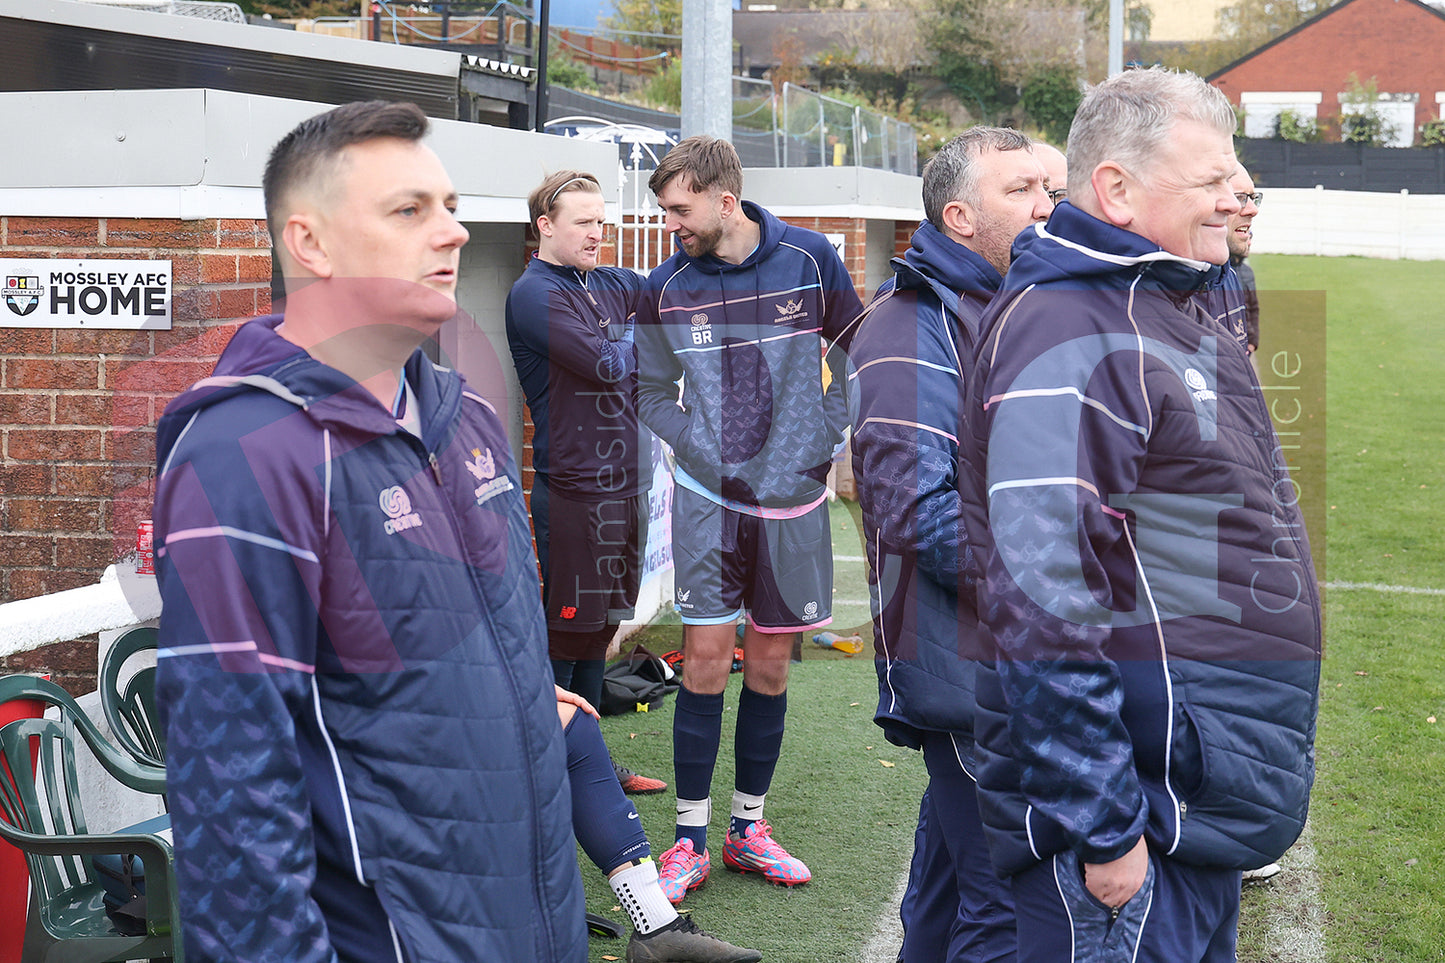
[851,126,1052,963]
[155,102,586,963]
[960,70,1321,962]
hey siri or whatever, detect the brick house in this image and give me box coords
[1209,0,1445,147]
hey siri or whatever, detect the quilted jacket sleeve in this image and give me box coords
[155,405,338,963]
[851,292,969,583]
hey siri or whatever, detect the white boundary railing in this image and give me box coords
[1251,186,1445,260]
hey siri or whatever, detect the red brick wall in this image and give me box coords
[1,215,271,691]
[895,220,914,258]
[1211,0,1445,137]
[780,216,868,302]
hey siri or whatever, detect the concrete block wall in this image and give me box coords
[0,215,270,691]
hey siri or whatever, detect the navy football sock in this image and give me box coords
[672,686,724,849]
[731,685,787,837]
[564,710,650,872]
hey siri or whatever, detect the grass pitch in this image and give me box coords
[1240,255,1445,963]
[586,255,1445,962]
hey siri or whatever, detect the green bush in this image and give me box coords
[546,54,597,92]
[641,56,682,112]
[1421,117,1445,148]
[1275,109,1321,143]
[1341,111,1394,146]
[1337,73,1396,147]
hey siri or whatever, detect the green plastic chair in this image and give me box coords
[0,674,180,963]
[99,627,166,769]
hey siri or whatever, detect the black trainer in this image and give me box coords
[626,915,762,963]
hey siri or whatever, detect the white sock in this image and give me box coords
[610,858,679,935]
[731,790,765,830]
[675,796,711,830]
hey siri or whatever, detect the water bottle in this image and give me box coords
[812,631,864,656]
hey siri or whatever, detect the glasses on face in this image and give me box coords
[1047,188,1068,204]
[1234,191,1263,208]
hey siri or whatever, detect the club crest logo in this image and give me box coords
[467,446,513,505]
[467,447,497,482]
[3,276,41,317]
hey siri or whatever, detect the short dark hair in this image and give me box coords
[528,170,602,228]
[922,127,1032,230]
[262,100,430,240]
[648,136,743,200]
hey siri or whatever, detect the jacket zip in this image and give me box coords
[418,422,560,961]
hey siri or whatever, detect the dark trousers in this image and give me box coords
[1012,846,1241,963]
[900,732,1016,963]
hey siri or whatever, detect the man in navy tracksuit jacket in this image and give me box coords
[851,127,1052,963]
[634,136,863,901]
[505,171,653,727]
[960,71,1320,962]
[154,102,586,963]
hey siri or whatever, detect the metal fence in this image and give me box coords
[742,78,917,175]
[83,0,245,23]
[549,81,916,176]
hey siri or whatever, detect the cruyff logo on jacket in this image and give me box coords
[690,313,712,346]
[1184,367,1217,403]
[380,486,424,535]
[468,446,514,506]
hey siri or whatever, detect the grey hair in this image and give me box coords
[922,127,1033,230]
[1066,67,1236,198]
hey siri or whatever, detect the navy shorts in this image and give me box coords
[533,484,648,633]
[670,484,832,633]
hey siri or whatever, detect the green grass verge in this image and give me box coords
[583,501,925,962]
[1238,256,1445,963]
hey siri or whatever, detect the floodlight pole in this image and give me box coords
[1109,0,1124,76]
[681,0,732,140]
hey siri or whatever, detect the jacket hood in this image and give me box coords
[680,200,786,275]
[159,315,460,462]
[1006,201,1224,295]
[894,220,1003,315]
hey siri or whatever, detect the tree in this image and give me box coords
[1211,0,1331,69]
[1020,65,1081,144]
[923,0,1085,123]
[606,0,682,41]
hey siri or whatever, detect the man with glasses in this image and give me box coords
[1035,142,1069,206]
[851,126,1051,962]
[1228,168,1262,356]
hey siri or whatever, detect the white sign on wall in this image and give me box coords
[825,233,846,262]
[2,259,172,329]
